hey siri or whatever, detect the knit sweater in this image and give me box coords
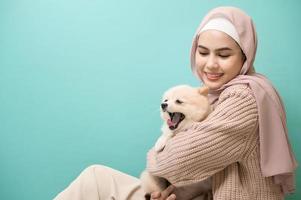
[147,84,283,200]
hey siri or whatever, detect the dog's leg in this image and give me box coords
[155,135,168,152]
[155,128,174,152]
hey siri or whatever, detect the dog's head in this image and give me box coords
[160,85,211,131]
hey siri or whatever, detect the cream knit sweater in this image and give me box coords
[147,84,283,200]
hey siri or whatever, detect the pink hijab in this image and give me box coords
[190,6,297,194]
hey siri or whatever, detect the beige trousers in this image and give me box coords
[54,165,145,200]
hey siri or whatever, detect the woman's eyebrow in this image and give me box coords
[216,47,233,51]
[197,45,208,50]
[198,45,233,51]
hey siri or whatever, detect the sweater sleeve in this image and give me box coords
[147,84,258,187]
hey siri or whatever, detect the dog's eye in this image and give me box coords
[175,99,183,104]
[164,99,168,102]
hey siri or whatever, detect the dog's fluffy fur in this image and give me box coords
[140,85,212,199]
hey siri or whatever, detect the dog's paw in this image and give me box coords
[155,138,166,152]
[155,142,165,152]
[140,170,167,194]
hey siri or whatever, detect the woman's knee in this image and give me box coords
[81,164,114,177]
[84,164,106,171]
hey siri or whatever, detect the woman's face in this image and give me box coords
[195,30,245,90]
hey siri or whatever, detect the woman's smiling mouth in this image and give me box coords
[205,72,224,81]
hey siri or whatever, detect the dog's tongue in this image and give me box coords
[167,113,181,127]
[167,119,175,127]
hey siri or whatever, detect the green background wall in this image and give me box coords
[0,0,300,199]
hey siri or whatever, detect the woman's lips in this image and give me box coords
[205,72,224,81]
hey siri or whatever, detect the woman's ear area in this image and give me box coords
[198,86,209,96]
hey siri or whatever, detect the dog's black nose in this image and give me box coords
[161,103,168,111]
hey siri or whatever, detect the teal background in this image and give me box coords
[0,0,300,199]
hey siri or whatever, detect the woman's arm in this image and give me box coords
[147,84,258,187]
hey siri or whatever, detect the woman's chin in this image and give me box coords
[203,80,223,90]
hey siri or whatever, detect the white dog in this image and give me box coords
[141,85,212,200]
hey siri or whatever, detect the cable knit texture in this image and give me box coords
[147,84,283,200]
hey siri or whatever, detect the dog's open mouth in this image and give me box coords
[167,112,185,130]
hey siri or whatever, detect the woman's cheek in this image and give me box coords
[196,67,204,79]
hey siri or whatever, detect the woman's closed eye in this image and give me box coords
[218,54,230,58]
[198,51,209,56]
[217,50,232,58]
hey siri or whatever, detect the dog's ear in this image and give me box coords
[198,86,209,96]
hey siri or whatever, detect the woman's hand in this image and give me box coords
[151,185,177,200]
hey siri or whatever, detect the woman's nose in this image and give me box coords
[206,55,218,70]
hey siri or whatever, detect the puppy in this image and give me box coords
[141,85,212,199]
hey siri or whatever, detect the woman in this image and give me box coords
[54,6,297,200]
[148,6,297,200]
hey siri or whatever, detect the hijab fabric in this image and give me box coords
[190,6,297,194]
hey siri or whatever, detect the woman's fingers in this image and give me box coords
[151,191,161,199]
[150,185,176,200]
[161,185,175,199]
[166,193,176,200]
